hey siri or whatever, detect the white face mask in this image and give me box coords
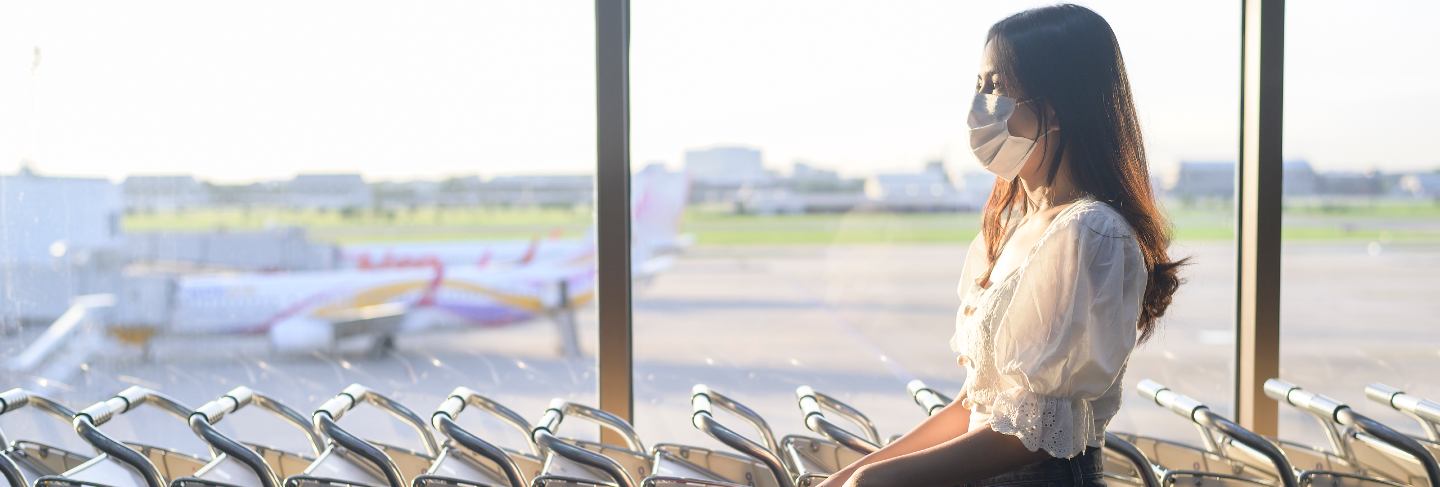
[967,93,1055,181]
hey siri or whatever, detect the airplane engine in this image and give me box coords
[269,316,335,352]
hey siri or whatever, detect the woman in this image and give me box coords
[817,5,1186,487]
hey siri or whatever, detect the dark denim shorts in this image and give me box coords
[964,447,1106,487]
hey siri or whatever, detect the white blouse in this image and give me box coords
[949,197,1148,459]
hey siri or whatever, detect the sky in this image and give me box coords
[0,1,1435,183]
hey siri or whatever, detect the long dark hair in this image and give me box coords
[980,4,1186,343]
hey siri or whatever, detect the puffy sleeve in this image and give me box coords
[987,207,1147,458]
[956,232,988,299]
[949,233,988,354]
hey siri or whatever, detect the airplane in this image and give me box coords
[144,167,690,359]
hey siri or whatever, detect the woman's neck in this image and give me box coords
[1017,153,1084,213]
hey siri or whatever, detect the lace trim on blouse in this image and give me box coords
[988,388,1098,458]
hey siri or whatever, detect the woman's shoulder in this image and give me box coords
[1057,197,1136,241]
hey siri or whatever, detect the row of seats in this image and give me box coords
[1,378,1436,487]
[1110,380,1440,486]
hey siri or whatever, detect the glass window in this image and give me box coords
[631,0,1240,448]
[1281,0,1440,446]
[0,0,597,460]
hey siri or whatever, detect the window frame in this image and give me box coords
[591,0,1287,438]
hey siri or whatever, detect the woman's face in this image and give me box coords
[976,40,1055,182]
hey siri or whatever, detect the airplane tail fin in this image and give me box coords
[630,165,691,261]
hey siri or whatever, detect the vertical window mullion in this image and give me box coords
[1235,0,1284,436]
[595,0,635,442]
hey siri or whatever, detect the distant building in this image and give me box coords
[864,163,965,212]
[740,161,985,214]
[738,188,867,214]
[479,175,592,208]
[1283,160,1319,196]
[685,146,768,204]
[1167,161,1234,201]
[207,181,286,208]
[791,162,830,178]
[435,175,485,207]
[791,162,841,185]
[122,175,210,212]
[957,172,997,209]
[373,180,441,209]
[685,146,765,185]
[1316,170,1384,196]
[1166,159,1323,202]
[732,161,862,214]
[287,173,372,211]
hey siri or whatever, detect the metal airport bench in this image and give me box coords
[527,395,777,487]
[689,384,899,487]
[1014,377,1288,483]
[36,387,209,487]
[1365,383,1440,453]
[1103,429,1262,483]
[171,386,325,487]
[284,384,439,487]
[1266,379,1440,486]
[1,389,93,487]
[10,379,1438,487]
[977,376,1268,484]
[1363,383,1440,486]
[413,387,543,487]
[793,386,884,452]
[904,381,951,418]
[1136,380,1299,486]
[904,380,1162,487]
[527,399,650,487]
[1138,379,1414,487]
[1199,381,1371,482]
[787,386,901,483]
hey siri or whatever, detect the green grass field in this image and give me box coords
[124,201,1440,246]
